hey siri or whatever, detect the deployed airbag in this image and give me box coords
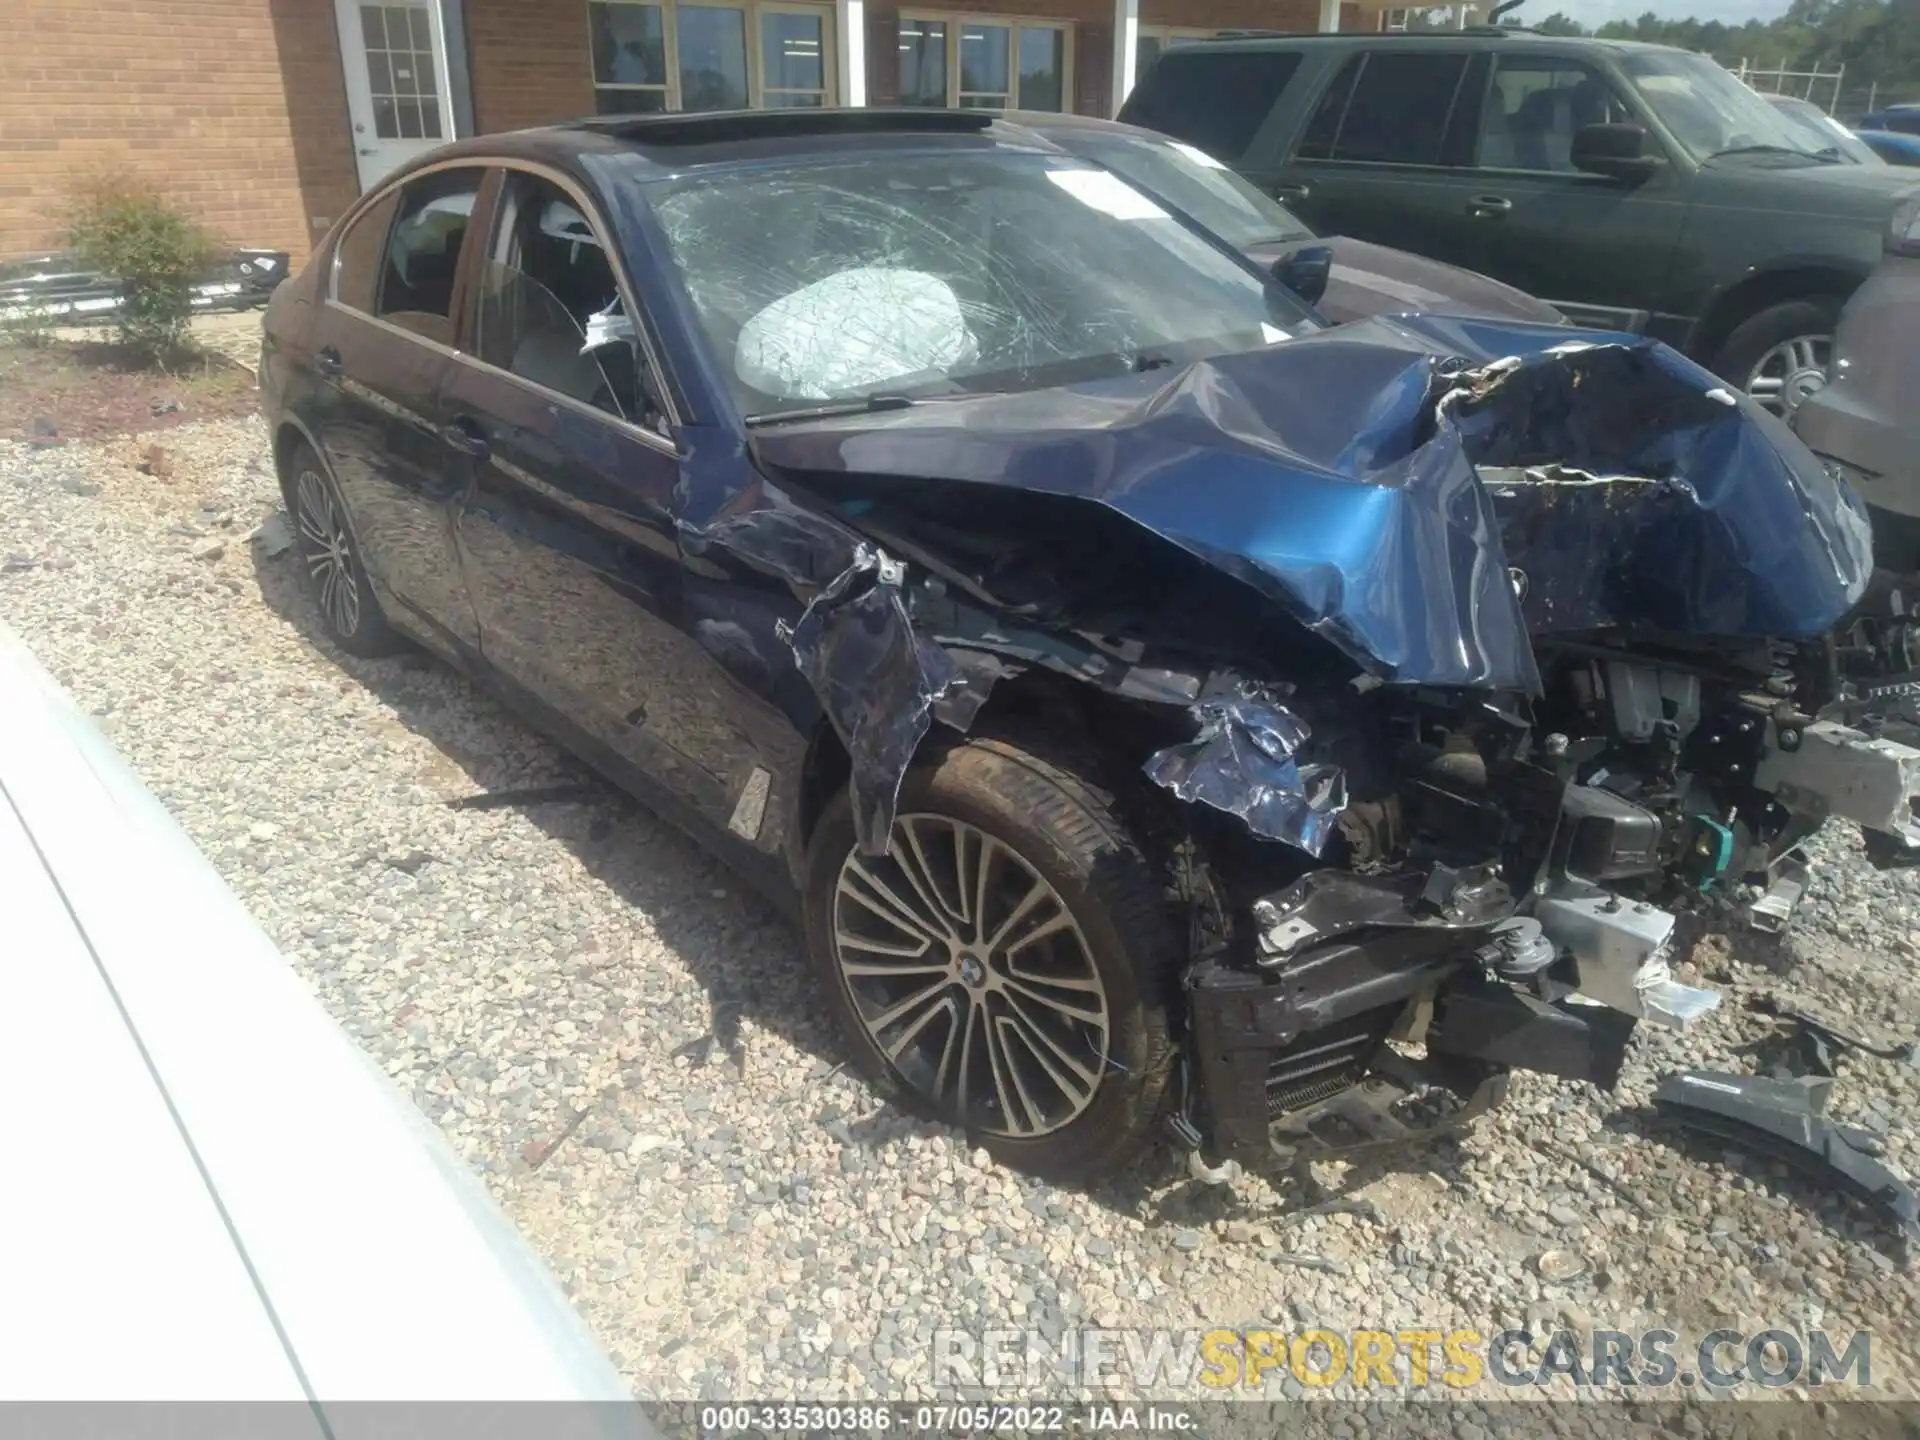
[736,268,978,401]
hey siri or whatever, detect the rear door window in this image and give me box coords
[332,191,401,314]
[1294,51,1472,166]
[1120,49,1303,161]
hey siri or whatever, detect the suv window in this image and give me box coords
[1121,49,1302,161]
[1480,56,1630,171]
[375,167,485,343]
[1297,51,1471,166]
[475,171,649,425]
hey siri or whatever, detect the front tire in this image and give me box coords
[802,738,1182,1183]
[287,443,404,657]
[1710,295,1842,421]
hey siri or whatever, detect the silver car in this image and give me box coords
[1795,195,1920,577]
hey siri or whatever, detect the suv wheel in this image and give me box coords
[1710,296,1842,420]
[802,738,1181,1183]
[288,443,405,657]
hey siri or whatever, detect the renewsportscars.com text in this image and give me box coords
[932,1326,1873,1391]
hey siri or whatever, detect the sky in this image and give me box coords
[1541,0,1795,26]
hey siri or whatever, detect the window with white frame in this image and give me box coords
[897,13,1070,111]
[589,0,834,113]
[1135,25,1212,83]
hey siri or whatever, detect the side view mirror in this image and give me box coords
[1571,122,1664,182]
[1270,244,1333,306]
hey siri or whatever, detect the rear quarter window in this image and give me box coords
[1120,50,1303,162]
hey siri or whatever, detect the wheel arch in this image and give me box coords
[271,416,325,511]
[1689,262,1866,365]
[792,664,1195,859]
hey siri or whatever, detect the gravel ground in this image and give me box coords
[4,416,1919,1407]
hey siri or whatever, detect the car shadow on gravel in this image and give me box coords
[248,540,1196,1219]
[247,549,846,1050]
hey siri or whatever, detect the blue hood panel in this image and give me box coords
[749,315,1873,694]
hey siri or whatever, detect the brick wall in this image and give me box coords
[0,0,357,265]
[467,0,593,132]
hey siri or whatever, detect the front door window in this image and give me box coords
[590,0,836,111]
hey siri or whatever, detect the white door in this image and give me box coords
[335,0,458,192]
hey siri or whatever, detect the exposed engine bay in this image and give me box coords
[681,314,1920,1173]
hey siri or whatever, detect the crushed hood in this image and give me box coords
[749,315,1873,695]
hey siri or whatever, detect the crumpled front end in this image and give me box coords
[705,319,1907,1173]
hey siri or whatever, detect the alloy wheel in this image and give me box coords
[830,814,1110,1138]
[1744,333,1832,419]
[295,468,361,637]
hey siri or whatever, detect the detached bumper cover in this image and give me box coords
[1654,1070,1920,1243]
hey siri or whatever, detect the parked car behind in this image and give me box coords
[1010,111,1565,325]
[1762,93,1885,166]
[0,621,638,1408]
[1795,195,1920,577]
[1119,31,1920,419]
[1855,103,1920,135]
[1859,130,1920,167]
[260,109,1920,1187]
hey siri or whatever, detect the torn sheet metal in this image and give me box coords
[748,316,1873,692]
[678,471,958,855]
[1144,678,1346,854]
[1653,1070,1920,1243]
[1440,330,1874,639]
[778,545,959,853]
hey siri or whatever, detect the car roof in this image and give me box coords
[402,108,1072,182]
[1159,28,1690,55]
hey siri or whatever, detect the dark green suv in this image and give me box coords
[1119,30,1920,417]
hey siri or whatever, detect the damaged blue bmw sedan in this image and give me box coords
[260,109,1920,1184]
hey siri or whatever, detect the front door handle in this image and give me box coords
[315,346,343,377]
[1466,194,1513,217]
[440,414,491,461]
[1272,181,1311,202]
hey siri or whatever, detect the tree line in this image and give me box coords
[1527,0,1920,111]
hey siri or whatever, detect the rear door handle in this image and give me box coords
[1466,194,1513,217]
[315,346,343,377]
[1272,182,1311,202]
[440,414,491,461]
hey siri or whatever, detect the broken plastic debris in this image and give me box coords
[779,543,961,855]
[1653,1070,1920,1245]
[1143,678,1346,855]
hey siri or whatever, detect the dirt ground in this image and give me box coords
[1,313,261,446]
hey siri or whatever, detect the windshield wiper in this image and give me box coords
[744,393,921,427]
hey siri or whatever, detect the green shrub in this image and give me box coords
[65,171,212,362]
